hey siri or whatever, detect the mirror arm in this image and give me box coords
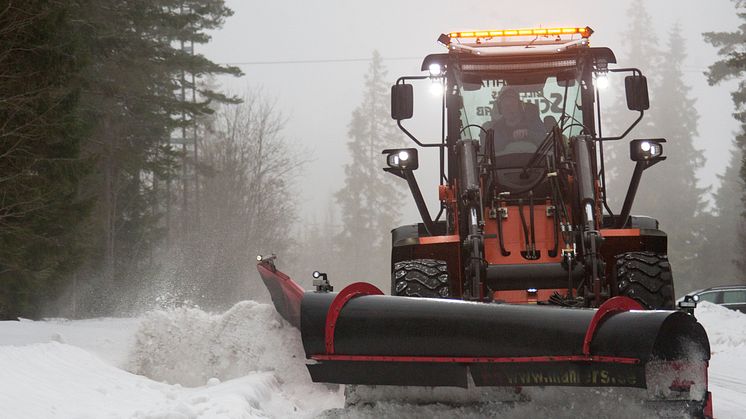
[596,67,644,142]
[397,119,442,148]
[384,165,435,236]
[597,109,643,142]
[403,170,436,236]
[394,75,446,148]
[615,157,664,228]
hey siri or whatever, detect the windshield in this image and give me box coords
[456,73,585,155]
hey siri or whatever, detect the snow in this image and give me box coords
[0,303,341,419]
[694,302,746,419]
[0,300,744,418]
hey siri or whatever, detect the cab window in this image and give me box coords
[457,73,585,145]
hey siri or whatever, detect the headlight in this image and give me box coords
[428,63,443,77]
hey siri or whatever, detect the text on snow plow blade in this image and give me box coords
[257,25,714,417]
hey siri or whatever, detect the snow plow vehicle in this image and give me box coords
[258,26,713,417]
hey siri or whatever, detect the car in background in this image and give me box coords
[678,286,746,313]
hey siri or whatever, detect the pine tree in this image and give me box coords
[0,1,92,318]
[631,25,708,292]
[73,0,242,310]
[700,144,745,282]
[334,51,405,289]
[0,0,243,317]
[601,7,709,293]
[704,0,746,280]
[603,0,661,206]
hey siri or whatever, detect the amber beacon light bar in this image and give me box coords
[449,26,593,39]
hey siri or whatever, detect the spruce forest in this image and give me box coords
[1,0,745,320]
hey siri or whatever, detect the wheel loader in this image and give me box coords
[257,26,714,417]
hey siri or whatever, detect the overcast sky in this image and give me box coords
[199,0,741,222]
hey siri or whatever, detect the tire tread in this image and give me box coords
[392,259,450,298]
[615,251,675,309]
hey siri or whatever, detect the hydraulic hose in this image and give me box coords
[550,202,560,258]
[529,192,537,259]
[496,204,510,256]
[517,199,531,256]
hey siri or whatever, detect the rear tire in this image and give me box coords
[392,259,450,298]
[614,251,675,309]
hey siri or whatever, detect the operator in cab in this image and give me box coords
[482,87,547,154]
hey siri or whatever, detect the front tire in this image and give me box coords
[614,251,675,309]
[391,259,450,298]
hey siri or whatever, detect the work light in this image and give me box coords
[385,148,419,170]
[630,139,665,161]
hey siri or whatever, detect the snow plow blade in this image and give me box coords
[257,261,712,413]
[257,258,304,328]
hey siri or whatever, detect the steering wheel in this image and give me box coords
[498,141,538,155]
[489,151,548,195]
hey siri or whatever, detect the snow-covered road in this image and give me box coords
[0,301,743,418]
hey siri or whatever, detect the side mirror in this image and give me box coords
[630,139,666,162]
[383,148,418,171]
[391,84,413,120]
[624,75,650,111]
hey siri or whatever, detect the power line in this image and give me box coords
[222,56,422,66]
[220,57,710,74]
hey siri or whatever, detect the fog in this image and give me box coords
[3,0,741,321]
[200,0,740,225]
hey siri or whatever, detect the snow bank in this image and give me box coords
[0,316,140,367]
[692,302,746,419]
[2,300,745,418]
[0,341,282,418]
[0,301,342,418]
[128,300,342,413]
[695,301,746,353]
